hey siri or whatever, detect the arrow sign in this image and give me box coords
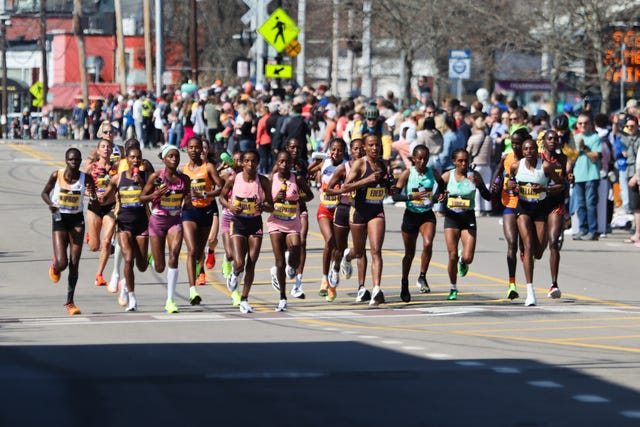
[265,63,293,79]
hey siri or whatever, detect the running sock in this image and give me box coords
[111,242,123,280]
[526,283,534,293]
[450,284,458,291]
[195,261,202,277]
[322,274,328,283]
[167,268,178,302]
[419,272,426,278]
[509,276,516,284]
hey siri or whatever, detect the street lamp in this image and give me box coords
[1,15,10,139]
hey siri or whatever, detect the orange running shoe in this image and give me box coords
[206,249,216,269]
[95,274,107,287]
[65,302,81,315]
[196,272,206,286]
[326,286,337,302]
[85,232,90,244]
[49,257,60,283]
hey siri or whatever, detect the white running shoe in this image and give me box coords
[107,274,119,294]
[227,271,239,293]
[285,251,296,279]
[328,263,340,288]
[525,292,537,307]
[416,275,430,293]
[355,286,371,303]
[290,287,305,299]
[239,300,254,314]
[547,285,562,299]
[369,286,385,306]
[340,248,353,279]
[275,299,288,312]
[270,266,281,291]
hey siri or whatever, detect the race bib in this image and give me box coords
[410,187,433,208]
[190,178,207,199]
[58,189,81,208]
[160,191,183,213]
[235,196,258,217]
[518,184,540,202]
[273,200,297,221]
[321,191,339,208]
[447,196,471,211]
[120,186,143,208]
[365,186,386,204]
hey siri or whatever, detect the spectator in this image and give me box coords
[572,113,601,241]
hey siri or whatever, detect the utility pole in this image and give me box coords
[296,0,306,86]
[154,0,163,97]
[361,0,372,99]
[40,0,48,111]
[73,0,89,107]
[114,0,126,94]
[143,0,153,91]
[331,0,339,94]
[1,17,8,138]
[189,0,198,83]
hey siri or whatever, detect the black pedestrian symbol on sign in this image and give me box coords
[273,17,285,45]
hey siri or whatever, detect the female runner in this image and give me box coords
[102,145,150,312]
[393,145,445,302]
[336,134,391,306]
[268,151,313,310]
[85,139,117,288]
[219,150,273,313]
[540,130,569,299]
[509,138,564,306]
[180,137,224,291]
[41,148,96,315]
[491,128,527,299]
[308,138,347,301]
[441,149,492,300]
[140,145,192,313]
[324,138,369,302]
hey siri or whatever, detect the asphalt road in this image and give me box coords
[1,139,639,426]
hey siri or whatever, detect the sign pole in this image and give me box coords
[621,42,626,112]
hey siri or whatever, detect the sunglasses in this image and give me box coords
[103,130,114,135]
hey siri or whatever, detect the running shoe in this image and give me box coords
[239,300,254,314]
[457,250,469,277]
[94,274,107,287]
[447,289,458,300]
[294,274,303,291]
[547,285,562,299]
[270,266,281,292]
[125,303,137,312]
[340,248,353,279]
[290,287,305,299]
[326,285,337,302]
[49,257,60,283]
[328,266,340,288]
[227,271,239,293]
[400,285,411,303]
[107,274,119,293]
[222,258,232,279]
[231,290,242,306]
[525,292,537,307]
[369,286,385,306]
[507,283,519,300]
[118,285,129,307]
[206,249,216,270]
[195,272,206,286]
[275,299,288,312]
[355,286,371,303]
[65,302,81,315]
[189,287,202,305]
[165,300,179,314]
[318,279,329,297]
[416,275,430,293]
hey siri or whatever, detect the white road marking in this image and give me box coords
[493,367,521,374]
[620,410,640,418]
[527,380,563,388]
[455,361,485,367]
[381,340,403,345]
[358,335,378,339]
[573,395,610,403]
[401,346,424,351]
[425,353,452,359]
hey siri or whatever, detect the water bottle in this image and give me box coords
[52,210,62,222]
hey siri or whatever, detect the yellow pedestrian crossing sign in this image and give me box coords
[258,8,299,53]
[265,64,293,79]
[30,81,44,107]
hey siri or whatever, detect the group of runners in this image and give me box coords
[43,121,567,315]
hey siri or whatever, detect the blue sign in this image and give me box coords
[449,49,471,80]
